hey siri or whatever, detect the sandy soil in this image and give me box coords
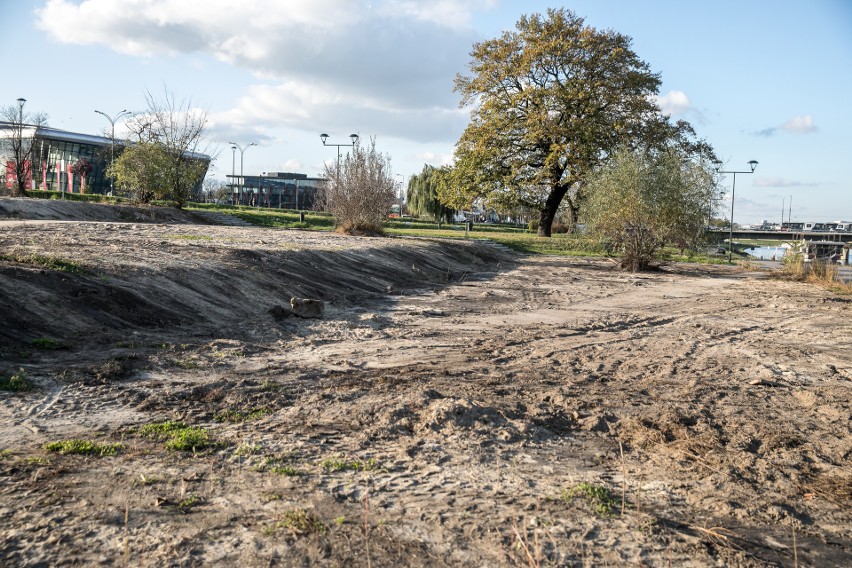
[0,198,850,567]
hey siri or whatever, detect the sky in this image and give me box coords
[2,0,850,224]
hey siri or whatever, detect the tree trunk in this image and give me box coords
[536,184,568,237]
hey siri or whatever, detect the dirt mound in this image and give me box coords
[0,196,203,224]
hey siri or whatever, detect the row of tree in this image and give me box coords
[398,8,721,269]
[1,90,209,208]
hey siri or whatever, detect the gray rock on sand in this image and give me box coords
[269,297,325,320]
[290,297,325,318]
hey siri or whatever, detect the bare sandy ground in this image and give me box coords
[0,198,850,566]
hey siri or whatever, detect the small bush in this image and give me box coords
[264,509,326,536]
[562,482,618,516]
[0,368,34,392]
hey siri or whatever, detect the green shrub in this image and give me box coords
[0,369,34,392]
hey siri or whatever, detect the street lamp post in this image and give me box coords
[15,98,25,195]
[230,146,237,204]
[716,160,759,262]
[228,141,256,206]
[94,109,131,194]
[396,174,405,217]
[319,133,359,171]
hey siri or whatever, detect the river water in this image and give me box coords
[747,244,851,265]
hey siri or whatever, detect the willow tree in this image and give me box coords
[453,8,689,237]
[406,164,456,224]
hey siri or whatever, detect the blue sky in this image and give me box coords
[2,0,850,224]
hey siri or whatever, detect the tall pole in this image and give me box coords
[231,146,236,204]
[95,109,131,194]
[396,174,405,217]
[228,142,256,206]
[729,172,737,263]
[717,160,758,263]
[15,98,25,195]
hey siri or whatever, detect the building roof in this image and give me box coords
[0,121,210,161]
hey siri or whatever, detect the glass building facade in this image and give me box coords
[226,172,323,209]
[2,122,209,195]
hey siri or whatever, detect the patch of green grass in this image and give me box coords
[138,420,190,440]
[214,408,269,423]
[177,494,203,513]
[187,203,335,230]
[0,252,84,274]
[268,464,302,476]
[0,450,13,461]
[164,427,212,452]
[320,457,379,473]
[24,456,51,466]
[0,368,34,392]
[30,338,65,350]
[255,454,304,476]
[139,420,215,452]
[172,358,198,370]
[263,509,326,536]
[561,482,619,517]
[44,439,124,457]
[233,443,262,457]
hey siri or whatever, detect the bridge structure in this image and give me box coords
[709,230,852,244]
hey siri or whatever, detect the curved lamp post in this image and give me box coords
[228,141,256,205]
[319,133,359,171]
[95,109,132,194]
[716,160,759,262]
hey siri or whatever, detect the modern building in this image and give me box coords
[1,121,209,196]
[225,171,323,209]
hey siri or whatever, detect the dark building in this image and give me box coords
[226,171,323,209]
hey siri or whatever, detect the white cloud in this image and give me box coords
[416,151,455,167]
[753,177,819,188]
[385,0,497,30]
[35,0,481,145]
[753,114,818,137]
[780,114,817,134]
[653,90,693,116]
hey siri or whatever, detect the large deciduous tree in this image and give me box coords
[406,164,456,224]
[453,8,704,237]
[583,147,716,271]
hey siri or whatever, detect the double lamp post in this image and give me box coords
[229,141,256,205]
[716,160,759,262]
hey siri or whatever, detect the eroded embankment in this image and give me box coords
[0,221,514,354]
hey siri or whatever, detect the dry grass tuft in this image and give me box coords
[777,256,852,293]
